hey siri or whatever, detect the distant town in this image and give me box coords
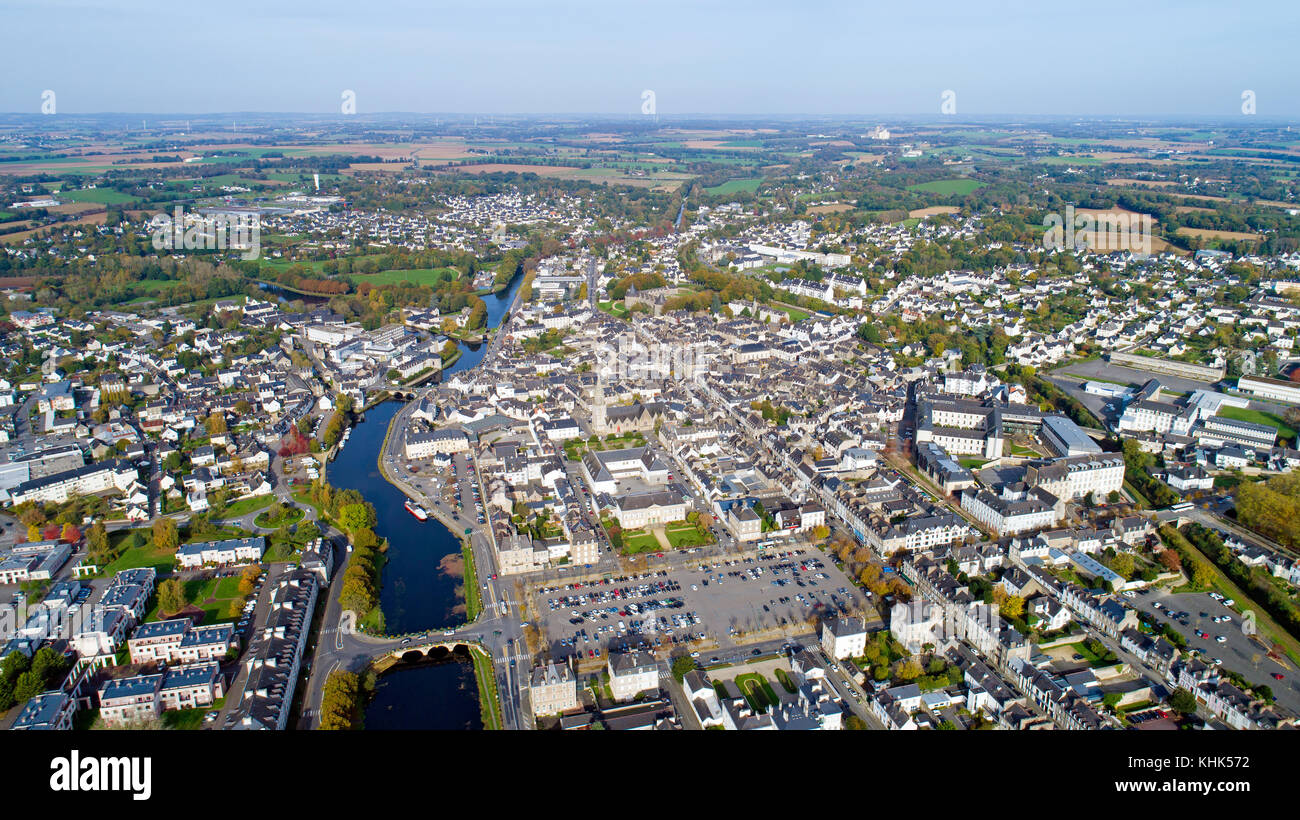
[2,111,1300,734]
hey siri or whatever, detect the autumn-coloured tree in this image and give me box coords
[1000,595,1025,619]
[1154,549,1180,574]
[157,578,186,616]
[238,565,261,596]
[152,517,179,552]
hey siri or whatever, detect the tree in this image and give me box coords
[1000,595,1025,619]
[87,520,110,563]
[670,655,696,683]
[896,657,922,681]
[1169,687,1198,714]
[319,670,362,730]
[1157,549,1182,573]
[206,412,228,436]
[12,671,43,704]
[339,503,376,534]
[157,578,186,616]
[151,518,179,552]
[1191,561,1215,589]
[238,565,261,596]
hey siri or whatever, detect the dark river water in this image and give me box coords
[327,269,522,730]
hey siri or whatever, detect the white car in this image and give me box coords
[1215,635,1227,643]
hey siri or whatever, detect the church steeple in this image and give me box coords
[592,373,607,434]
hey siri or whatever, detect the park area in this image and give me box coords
[145,574,254,624]
[709,659,798,714]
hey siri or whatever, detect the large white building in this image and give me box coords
[7,459,137,506]
[607,651,660,702]
[821,616,868,660]
[961,487,1060,536]
[529,661,579,716]
[612,490,686,530]
[405,429,471,458]
[1024,454,1125,503]
[1237,375,1300,404]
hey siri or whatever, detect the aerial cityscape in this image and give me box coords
[2,7,1299,786]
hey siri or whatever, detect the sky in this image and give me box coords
[3,0,1298,118]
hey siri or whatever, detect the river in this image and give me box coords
[327,269,523,729]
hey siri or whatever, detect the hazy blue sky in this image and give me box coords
[4,0,1297,117]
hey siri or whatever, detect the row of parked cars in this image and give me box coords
[235,572,268,631]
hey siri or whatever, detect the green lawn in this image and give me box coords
[906,178,986,196]
[161,697,225,730]
[1216,406,1294,443]
[623,530,661,554]
[254,505,304,529]
[146,575,250,625]
[597,300,630,318]
[101,533,177,575]
[351,267,459,287]
[220,494,275,518]
[766,302,810,322]
[1067,641,1120,668]
[733,673,780,713]
[60,187,139,204]
[563,432,645,461]
[665,525,713,549]
[774,668,797,694]
[704,178,763,196]
[959,458,989,470]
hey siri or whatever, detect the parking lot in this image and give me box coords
[1129,586,1300,714]
[532,547,867,663]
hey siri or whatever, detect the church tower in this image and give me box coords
[591,375,607,434]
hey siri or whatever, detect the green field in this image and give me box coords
[145,575,250,625]
[219,494,276,518]
[597,300,630,318]
[623,530,661,554]
[266,172,345,183]
[1216,406,1295,443]
[733,673,780,713]
[906,178,986,196]
[766,302,810,322]
[665,525,713,549]
[161,697,225,730]
[704,178,763,196]
[60,187,138,204]
[352,267,460,287]
[101,533,177,575]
